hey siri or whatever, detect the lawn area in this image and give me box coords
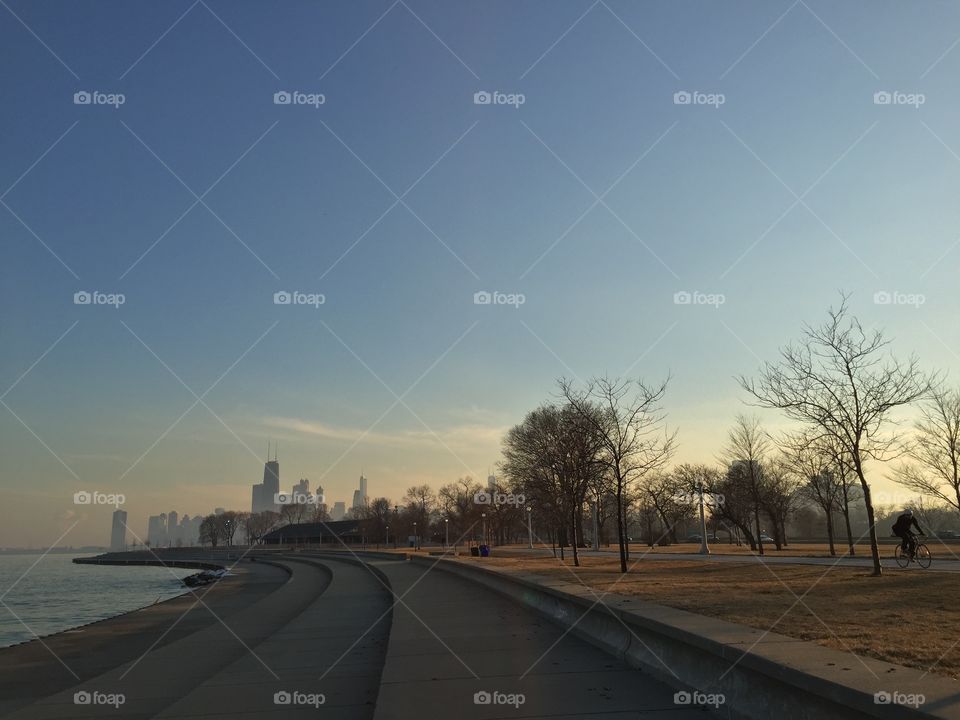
[466,555,960,678]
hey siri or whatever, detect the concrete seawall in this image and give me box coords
[408,555,960,720]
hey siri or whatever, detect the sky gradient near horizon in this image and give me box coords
[3,0,960,546]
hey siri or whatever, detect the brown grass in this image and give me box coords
[466,555,960,678]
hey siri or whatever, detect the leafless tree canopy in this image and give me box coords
[895,384,960,512]
[738,295,930,575]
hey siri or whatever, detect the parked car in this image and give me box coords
[936,530,958,540]
[685,534,720,543]
[759,534,775,543]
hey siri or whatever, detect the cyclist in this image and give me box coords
[892,509,924,556]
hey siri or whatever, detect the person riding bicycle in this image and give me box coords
[892,509,924,555]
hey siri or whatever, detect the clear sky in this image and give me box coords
[3,0,960,546]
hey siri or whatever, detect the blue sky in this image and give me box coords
[3,0,960,546]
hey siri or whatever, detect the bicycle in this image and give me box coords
[894,534,932,569]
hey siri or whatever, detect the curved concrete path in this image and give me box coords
[2,552,718,718]
[368,557,719,719]
[0,558,289,717]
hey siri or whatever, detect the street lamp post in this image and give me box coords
[413,522,418,551]
[481,513,487,546]
[697,482,710,556]
[444,518,449,549]
[526,506,533,549]
[385,525,389,547]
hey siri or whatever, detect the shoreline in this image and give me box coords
[0,552,289,717]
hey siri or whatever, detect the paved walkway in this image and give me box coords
[371,558,717,719]
[2,553,721,718]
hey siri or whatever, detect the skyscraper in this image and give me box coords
[167,511,179,545]
[332,502,346,521]
[252,442,281,513]
[351,474,368,512]
[110,509,127,552]
[147,514,165,546]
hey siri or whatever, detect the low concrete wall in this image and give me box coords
[406,556,959,720]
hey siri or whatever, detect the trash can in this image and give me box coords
[479,544,490,557]
[470,546,480,557]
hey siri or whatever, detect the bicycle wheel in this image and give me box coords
[894,545,910,568]
[915,544,932,569]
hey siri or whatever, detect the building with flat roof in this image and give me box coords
[110,509,127,552]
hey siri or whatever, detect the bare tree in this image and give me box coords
[560,376,676,573]
[784,433,842,555]
[501,403,605,565]
[721,415,770,554]
[738,295,930,575]
[895,385,960,512]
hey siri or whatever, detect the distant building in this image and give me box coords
[487,473,496,490]
[147,514,166,547]
[262,520,365,546]
[252,443,281,513]
[351,474,368,512]
[167,511,179,545]
[110,510,127,552]
[331,502,346,521]
[214,507,225,516]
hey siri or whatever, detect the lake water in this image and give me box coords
[0,553,193,648]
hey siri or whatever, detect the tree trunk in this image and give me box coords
[570,509,580,567]
[615,479,627,572]
[857,465,882,576]
[754,504,764,555]
[841,484,855,556]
